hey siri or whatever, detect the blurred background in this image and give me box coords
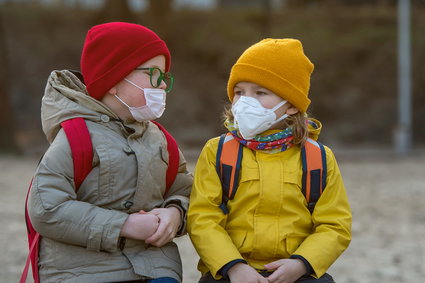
[0,0,424,155]
[1,1,425,283]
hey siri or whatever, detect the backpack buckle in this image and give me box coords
[307,202,316,213]
[219,203,229,214]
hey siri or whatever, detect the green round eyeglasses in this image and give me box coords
[135,67,174,93]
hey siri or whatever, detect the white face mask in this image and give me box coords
[114,79,166,122]
[231,96,288,140]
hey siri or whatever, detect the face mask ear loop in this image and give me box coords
[271,100,288,112]
[272,100,289,123]
[275,113,289,123]
[114,94,131,108]
[124,78,145,92]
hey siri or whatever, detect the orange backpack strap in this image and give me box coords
[215,135,327,215]
[301,138,327,213]
[216,133,243,214]
[21,118,93,283]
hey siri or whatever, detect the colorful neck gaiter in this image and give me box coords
[224,119,294,154]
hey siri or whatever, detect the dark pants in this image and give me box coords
[146,278,179,283]
[199,272,335,283]
[111,277,179,283]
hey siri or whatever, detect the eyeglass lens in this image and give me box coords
[149,68,162,87]
[135,67,173,92]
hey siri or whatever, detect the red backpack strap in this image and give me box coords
[21,178,41,283]
[301,138,327,213]
[61,118,94,191]
[216,133,243,214]
[20,117,93,283]
[151,121,179,197]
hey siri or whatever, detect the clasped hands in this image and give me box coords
[120,206,181,247]
[228,259,307,283]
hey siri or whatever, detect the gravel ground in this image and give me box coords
[2,147,425,283]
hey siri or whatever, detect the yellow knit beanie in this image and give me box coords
[227,38,314,113]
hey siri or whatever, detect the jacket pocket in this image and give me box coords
[159,242,182,265]
[128,242,182,276]
[44,238,113,270]
[282,168,304,203]
[282,168,302,187]
[239,167,260,183]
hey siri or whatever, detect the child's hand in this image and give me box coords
[228,263,268,283]
[144,207,181,247]
[120,212,159,240]
[264,259,306,283]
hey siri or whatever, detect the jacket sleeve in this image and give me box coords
[292,146,352,278]
[162,148,193,236]
[187,138,245,278]
[28,130,129,253]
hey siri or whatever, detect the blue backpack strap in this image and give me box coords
[215,135,327,215]
[216,133,243,214]
[301,138,327,213]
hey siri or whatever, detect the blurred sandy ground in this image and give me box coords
[2,146,425,283]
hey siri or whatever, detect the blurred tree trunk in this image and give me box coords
[377,0,393,8]
[51,0,64,8]
[261,0,272,37]
[285,0,304,8]
[148,0,172,17]
[97,0,134,23]
[0,12,19,154]
[147,0,172,40]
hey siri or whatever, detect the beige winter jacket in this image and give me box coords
[28,70,192,283]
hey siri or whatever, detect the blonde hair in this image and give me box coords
[223,104,309,146]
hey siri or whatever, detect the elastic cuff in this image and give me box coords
[219,259,247,279]
[290,254,313,277]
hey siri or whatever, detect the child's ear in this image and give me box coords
[108,86,117,95]
[286,105,299,115]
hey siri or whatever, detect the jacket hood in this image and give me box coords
[41,70,118,143]
[308,118,322,141]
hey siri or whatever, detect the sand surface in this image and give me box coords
[2,149,424,283]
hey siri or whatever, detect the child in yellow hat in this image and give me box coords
[187,39,352,283]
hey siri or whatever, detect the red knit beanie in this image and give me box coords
[81,22,171,100]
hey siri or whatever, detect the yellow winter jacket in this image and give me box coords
[187,124,351,279]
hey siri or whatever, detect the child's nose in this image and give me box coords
[245,91,257,98]
[159,80,167,90]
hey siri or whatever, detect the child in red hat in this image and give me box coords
[26,22,192,283]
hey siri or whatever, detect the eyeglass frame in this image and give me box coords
[135,67,174,93]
